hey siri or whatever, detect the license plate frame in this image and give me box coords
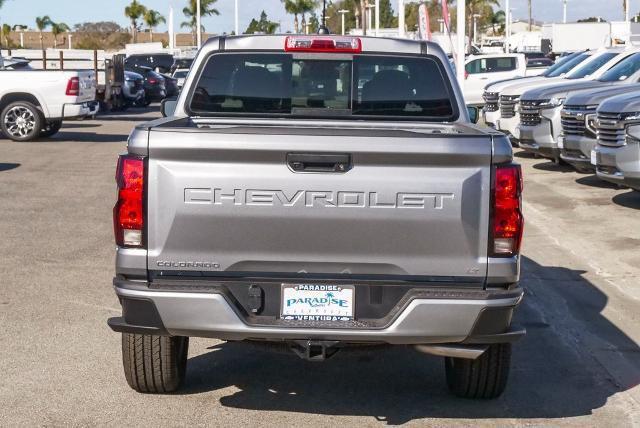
[280,283,354,322]
[591,150,597,166]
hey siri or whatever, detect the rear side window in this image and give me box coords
[188,53,457,121]
[566,52,618,79]
[599,52,640,82]
[465,57,517,74]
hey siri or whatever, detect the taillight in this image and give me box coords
[65,77,80,96]
[490,164,524,257]
[148,78,158,84]
[113,155,145,247]
[285,36,362,53]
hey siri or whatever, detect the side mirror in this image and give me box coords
[467,106,480,124]
[160,97,178,117]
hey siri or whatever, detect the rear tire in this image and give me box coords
[121,333,189,393]
[445,343,511,399]
[1,101,43,142]
[40,120,62,138]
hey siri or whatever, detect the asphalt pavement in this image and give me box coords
[0,110,639,426]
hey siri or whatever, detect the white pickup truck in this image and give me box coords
[0,55,98,142]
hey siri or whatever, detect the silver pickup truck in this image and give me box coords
[594,91,640,189]
[107,35,525,399]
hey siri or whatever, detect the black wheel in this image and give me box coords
[40,120,62,138]
[1,101,43,142]
[121,333,189,393]
[445,343,511,399]
[135,97,152,107]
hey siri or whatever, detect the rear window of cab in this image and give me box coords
[188,53,458,121]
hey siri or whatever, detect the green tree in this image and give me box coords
[325,0,359,34]
[282,0,316,33]
[181,0,219,45]
[1,23,11,49]
[51,22,70,48]
[378,0,397,28]
[143,9,165,42]
[245,10,279,34]
[124,0,147,43]
[308,12,320,33]
[74,21,131,50]
[35,15,52,50]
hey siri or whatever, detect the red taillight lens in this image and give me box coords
[113,155,145,247]
[285,36,362,53]
[491,164,524,257]
[65,77,80,96]
[148,78,158,84]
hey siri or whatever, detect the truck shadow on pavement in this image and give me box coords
[612,190,640,210]
[45,131,130,144]
[575,175,620,189]
[0,163,20,172]
[179,257,640,424]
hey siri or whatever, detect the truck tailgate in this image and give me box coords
[147,125,492,282]
[76,71,97,102]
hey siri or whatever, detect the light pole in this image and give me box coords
[375,0,380,36]
[168,4,175,50]
[366,2,375,33]
[68,34,73,49]
[438,18,444,33]
[196,0,202,47]
[505,1,512,53]
[398,0,405,37]
[473,14,481,45]
[456,0,465,88]
[338,9,349,35]
[562,0,568,23]
[235,0,239,35]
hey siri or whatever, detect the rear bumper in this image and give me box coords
[62,101,99,119]
[108,279,525,345]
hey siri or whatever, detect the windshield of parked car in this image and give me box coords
[565,52,619,79]
[544,52,588,77]
[173,70,189,78]
[189,53,457,121]
[598,52,640,82]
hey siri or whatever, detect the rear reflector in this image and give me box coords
[285,36,362,53]
[490,164,524,257]
[113,155,145,247]
[65,77,80,96]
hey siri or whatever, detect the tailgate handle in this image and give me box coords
[287,153,352,173]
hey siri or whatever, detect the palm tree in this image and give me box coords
[490,9,505,35]
[182,0,219,46]
[124,0,147,43]
[143,9,165,42]
[51,22,70,48]
[299,0,317,34]
[35,16,52,51]
[1,24,11,49]
[282,0,302,33]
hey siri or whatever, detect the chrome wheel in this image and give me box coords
[4,106,36,138]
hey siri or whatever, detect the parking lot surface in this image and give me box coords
[1,111,639,426]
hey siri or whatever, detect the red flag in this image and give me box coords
[419,4,432,40]
[442,0,451,31]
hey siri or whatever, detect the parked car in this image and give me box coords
[108,35,525,399]
[491,48,626,143]
[519,49,640,162]
[464,53,528,106]
[0,57,98,141]
[161,74,180,98]
[559,83,640,172]
[125,66,166,105]
[483,50,591,133]
[172,68,190,90]
[594,91,640,189]
[122,71,146,108]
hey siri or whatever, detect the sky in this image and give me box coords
[0,0,637,35]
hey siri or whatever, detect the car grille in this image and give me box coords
[483,92,499,112]
[500,95,519,118]
[596,112,629,147]
[561,105,596,137]
[520,100,542,126]
[134,79,143,90]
